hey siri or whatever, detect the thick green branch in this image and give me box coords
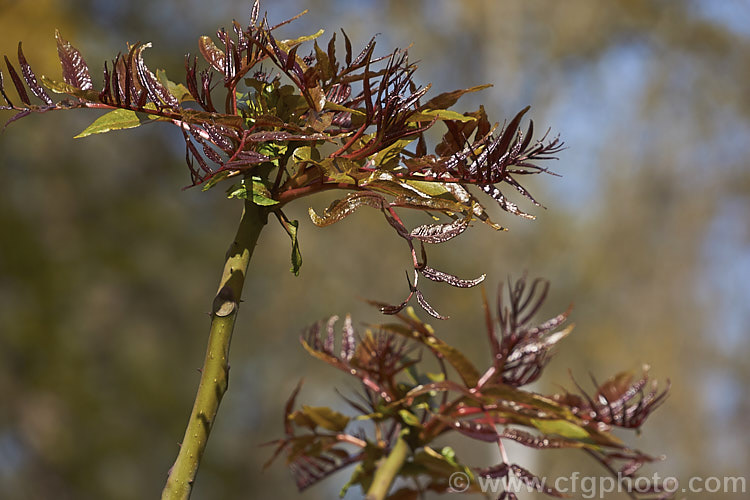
[162,200,268,500]
[366,432,411,500]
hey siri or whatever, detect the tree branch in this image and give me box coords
[162,199,268,499]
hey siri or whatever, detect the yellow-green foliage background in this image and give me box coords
[1,1,748,498]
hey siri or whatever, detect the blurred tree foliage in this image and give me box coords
[0,1,748,499]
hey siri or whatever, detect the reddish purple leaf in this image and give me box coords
[420,266,485,288]
[3,56,29,105]
[481,184,535,219]
[17,43,53,105]
[246,131,328,142]
[449,419,500,442]
[55,30,92,90]
[500,428,578,449]
[134,44,178,108]
[199,36,226,74]
[415,289,448,320]
[410,215,471,244]
[0,68,14,107]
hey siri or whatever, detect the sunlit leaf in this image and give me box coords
[198,35,226,74]
[420,267,485,288]
[398,409,421,427]
[246,130,328,142]
[54,30,92,90]
[201,170,233,191]
[528,419,591,442]
[372,138,415,167]
[400,179,451,197]
[280,29,326,49]
[74,108,143,138]
[421,84,492,111]
[407,109,476,123]
[500,428,583,449]
[323,100,365,116]
[422,336,481,386]
[308,191,385,227]
[17,43,53,105]
[39,75,103,101]
[227,177,278,206]
[410,214,471,244]
[287,219,302,275]
[296,405,350,432]
[156,69,194,103]
[480,384,576,419]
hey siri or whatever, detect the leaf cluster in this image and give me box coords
[1,0,562,314]
[267,277,671,499]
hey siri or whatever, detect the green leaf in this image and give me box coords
[407,109,477,123]
[156,69,193,102]
[421,84,492,110]
[323,100,366,116]
[281,29,326,49]
[202,171,232,191]
[439,446,458,465]
[277,213,302,276]
[372,138,415,167]
[529,419,592,441]
[314,40,332,80]
[40,75,100,101]
[227,177,279,206]
[401,179,451,197]
[300,405,350,432]
[287,219,302,275]
[398,409,421,428]
[380,308,481,388]
[423,336,481,388]
[292,145,321,163]
[74,109,143,138]
[315,158,363,183]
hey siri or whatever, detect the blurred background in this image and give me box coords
[1,0,748,498]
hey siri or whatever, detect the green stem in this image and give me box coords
[366,432,411,500]
[162,200,268,500]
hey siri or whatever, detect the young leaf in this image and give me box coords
[3,56,29,105]
[398,409,422,427]
[281,28,326,48]
[422,336,480,386]
[287,219,302,276]
[528,419,592,442]
[308,191,385,227]
[407,109,476,123]
[17,43,53,105]
[198,35,226,74]
[421,84,492,111]
[296,405,350,432]
[500,428,583,449]
[156,69,193,103]
[134,43,179,108]
[410,214,471,244]
[227,178,279,206]
[55,30,92,90]
[276,212,302,276]
[419,266,486,288]
[74,109,142,138]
